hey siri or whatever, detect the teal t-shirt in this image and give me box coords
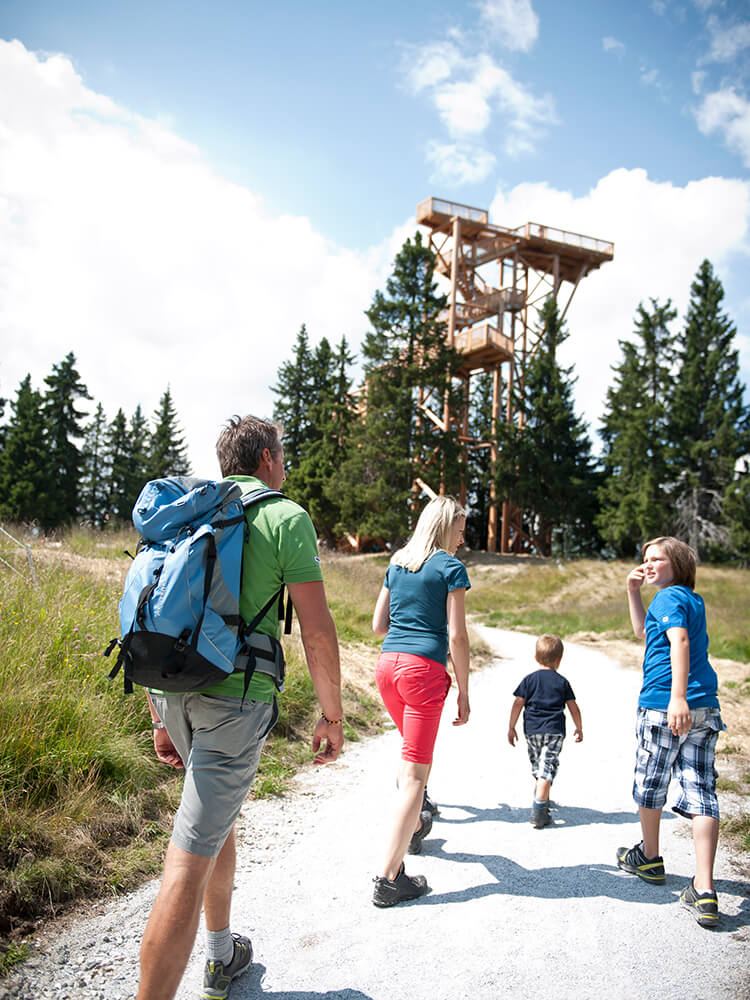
[195,476,323,701]
[381,550,470,665]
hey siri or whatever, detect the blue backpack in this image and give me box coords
[106,477,290,700]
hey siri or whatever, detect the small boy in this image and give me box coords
[508,634,583,828]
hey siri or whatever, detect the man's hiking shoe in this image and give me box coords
[531,802,551,829]
[201,934,253,1000]
[423,787,439,816]
[680,879,719,928]
[372,864,429,907]
[616,842,665,884]
[407,809,433,855]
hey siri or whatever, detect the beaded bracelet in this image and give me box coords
[321,713,343,725]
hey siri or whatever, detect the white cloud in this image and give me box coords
[414,49,555,169]
[692,70,707,94]
[402,40,462,94]
[0,41,398,474]
[694,86,750,166]
[483,169,750,444]
[705,14,750,62]
[602,37,625,54]
[478,0,539,53]
[426,141,497,184]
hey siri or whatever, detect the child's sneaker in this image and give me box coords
[680,879,719,928]
[616,842,665,883]
[372,864,429,907]
[201,934,253,1000]
[407,809,433,854]
[531,801,551,829]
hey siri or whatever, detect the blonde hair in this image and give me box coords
[391,496,466,573]
[536,634,563,667]
[641,536,696,590]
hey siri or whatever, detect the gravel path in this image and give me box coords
[5,629,750,1000]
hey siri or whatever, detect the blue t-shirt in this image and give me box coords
[514,669,576,736]
[381,550,470,666]
[639,585,719,711]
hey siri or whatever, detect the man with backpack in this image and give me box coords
[136,415,344,1000]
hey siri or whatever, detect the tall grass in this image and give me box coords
[0,528,386,954]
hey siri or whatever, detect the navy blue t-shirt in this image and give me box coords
[381,550,470,665]
[514,668,576,736]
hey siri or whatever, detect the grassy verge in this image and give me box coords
[0,529,389,968]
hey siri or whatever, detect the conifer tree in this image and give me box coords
[597,299,676,555]
[494,297,600,556]
[337,232,463,544]
[272,325,313,468]
[42,353,91,525]
[105,408,135,521]
[667,260,750,556]
[464,371,495,549]
[0,375,55,526]
[80,403,110,527]
[149,388,190,478]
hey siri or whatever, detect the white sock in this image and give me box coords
[206,926,234,965]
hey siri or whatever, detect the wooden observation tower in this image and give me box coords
[416,196,614,553]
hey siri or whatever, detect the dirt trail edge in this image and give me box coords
[4,629,749,1000]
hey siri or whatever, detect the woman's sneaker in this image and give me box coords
[422,787,439,816]
[407,809,433,855]
[201,934,253,1000]
[616,842,665,884]
[680,879,719,928]
[372,864,429,907]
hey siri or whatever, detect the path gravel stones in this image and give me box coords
[4,629,749,1000]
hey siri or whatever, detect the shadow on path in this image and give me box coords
[232,965,373,1000]
[411,839,750,932]
[435,801,660,828]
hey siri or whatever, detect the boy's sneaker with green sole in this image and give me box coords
[616,842,665,883]
[680,879,719,928]
[201,934,253,1000]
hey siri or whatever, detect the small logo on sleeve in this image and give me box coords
[662,615,669,623]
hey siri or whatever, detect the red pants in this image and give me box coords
[375,651,451,764]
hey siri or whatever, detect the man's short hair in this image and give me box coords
[536,634,563,667]
[216,415,284,478]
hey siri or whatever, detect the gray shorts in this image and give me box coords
[150,692,277,858]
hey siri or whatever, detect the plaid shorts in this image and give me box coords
[525,733,564,783]
[632,706,725,819]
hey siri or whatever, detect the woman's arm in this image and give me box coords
[372,585,390,636]
[626,563,647,639]
[666,625,692,737]
[447,588,470,726]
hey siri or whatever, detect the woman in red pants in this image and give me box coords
[371,496,471,907]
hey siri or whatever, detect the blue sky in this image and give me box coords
[1,0,749,474]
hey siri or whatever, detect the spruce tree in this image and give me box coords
[149,388,190,478]
[42,353,91,525]
[80,403,110,527]
[597,299,676,555]
[272,325,313,468]
[0,375,55,526]
[105,408,135,521]
[464,370,495,550]
[337,232,463,544]
[494,297,600,556]
[667,260,750,556]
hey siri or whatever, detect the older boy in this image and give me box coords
[508,634,583,828]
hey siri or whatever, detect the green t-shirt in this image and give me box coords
[159,476,323,702]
